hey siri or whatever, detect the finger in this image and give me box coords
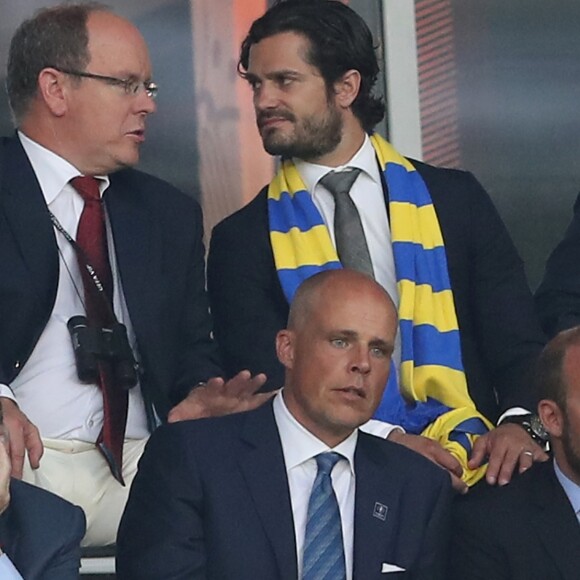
[492,444,521,486]
[448,471,469,495]
[430,446,463,478]
[24,423,43,469]
[467,435,488,470]
[482,441,508,485]
[517,449,535,474]
[243,391,278,411]
[8,428,26,480]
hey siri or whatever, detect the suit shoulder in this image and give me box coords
[212,186,269,236]
[111,167,202,211]
[358,432,450,485]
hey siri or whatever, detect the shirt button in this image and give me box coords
[88,419,94,428]
[14,361,20,369]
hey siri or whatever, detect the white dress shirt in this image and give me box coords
[0,553,23,580]
[554,458,580,525]
[273,392,357,580]
[0,132,148,441]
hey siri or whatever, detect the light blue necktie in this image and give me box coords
[302,452,347,580]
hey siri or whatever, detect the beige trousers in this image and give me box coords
[22,437,148,547]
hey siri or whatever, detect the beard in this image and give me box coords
[258,102,343,161]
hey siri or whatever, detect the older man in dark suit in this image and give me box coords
[0,3,266,546]
[449,326,580,580]
[117,270,453,579]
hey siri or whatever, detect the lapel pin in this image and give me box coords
[373,502,388,521]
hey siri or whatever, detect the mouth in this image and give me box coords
[257,111,294,132]
[127,129,146,143]
[334,386,366,400]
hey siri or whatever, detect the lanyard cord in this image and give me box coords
[48,210,117,323]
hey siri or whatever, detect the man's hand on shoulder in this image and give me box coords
[167,370,274,422]
[0,440,10,516]
[388,430,468,494]
[468,423,549,486]
[0,398,43,479]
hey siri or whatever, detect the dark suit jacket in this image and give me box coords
[0,479,85,580]
[116,400,452,579]
[449,460,580,580]
[208,160,545,422]
[0,135,222,422]
[536,192,580,337]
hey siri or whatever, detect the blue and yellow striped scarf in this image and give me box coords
[268,133,492,485]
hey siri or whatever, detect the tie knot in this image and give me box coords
[320,168,362,197]
[71,176,101,203]
[315,452,343,476]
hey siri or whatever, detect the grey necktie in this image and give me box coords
[320,169,374,278]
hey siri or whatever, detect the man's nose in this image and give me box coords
[254,82,279,111]
[350,346,371,375]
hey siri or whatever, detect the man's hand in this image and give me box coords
[167,370,274,423]
[468,423,549,486]
[388,430,468,494]
[0,398,43,479]
[0,438,10,515]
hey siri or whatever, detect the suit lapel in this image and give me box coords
[353,435,399,579]
[238,402,298,580]
[104,175,152,333]
[0,137,59,302]
[527,463,580,580]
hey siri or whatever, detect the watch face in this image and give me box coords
[530,414,549,440]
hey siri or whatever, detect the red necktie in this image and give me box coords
[71,176,128,485]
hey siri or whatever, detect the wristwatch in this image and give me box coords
[501,413,550,449]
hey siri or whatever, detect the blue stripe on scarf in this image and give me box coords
[448,417,490,454]
[278,263,342,302]
[373,366,453,431]
[268,191,326,233]
[400,321,464,370]
[392,242,452,291]
[385,164,433,206]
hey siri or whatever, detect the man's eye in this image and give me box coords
[371,347,388,358]
[331,338,348,348]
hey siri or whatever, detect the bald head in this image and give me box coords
[288,269,397,331]
[276,269,398,446]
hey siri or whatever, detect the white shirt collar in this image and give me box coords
[18,131,109,204]
[554,457,580,516]
[273,391,357,475]
[294,134,381,195]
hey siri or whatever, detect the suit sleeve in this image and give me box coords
[42,504,85,580]
[414,161,545,417]
[172,200,223,403]
[535,192,580,337]
[447,493,509,580]
[116,424,207,580]
[207,199,287,390]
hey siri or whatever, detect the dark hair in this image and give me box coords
[535,326,580,410]
[6,2,108,124]
[238,0,385,133]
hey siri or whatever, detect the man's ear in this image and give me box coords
[333,69,361,109]
[538,399,564,439]
[276,329,295,369]
[37,68,69,117]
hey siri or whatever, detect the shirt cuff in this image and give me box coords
[497,407,530,425]
[0,385,16,403]
[360,419,404,439]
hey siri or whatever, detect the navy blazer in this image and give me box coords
[117,400,452,580]
[449,461,580,580]
[0,135,222,422]
[0,479,85,580]
[208,160,545,422]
